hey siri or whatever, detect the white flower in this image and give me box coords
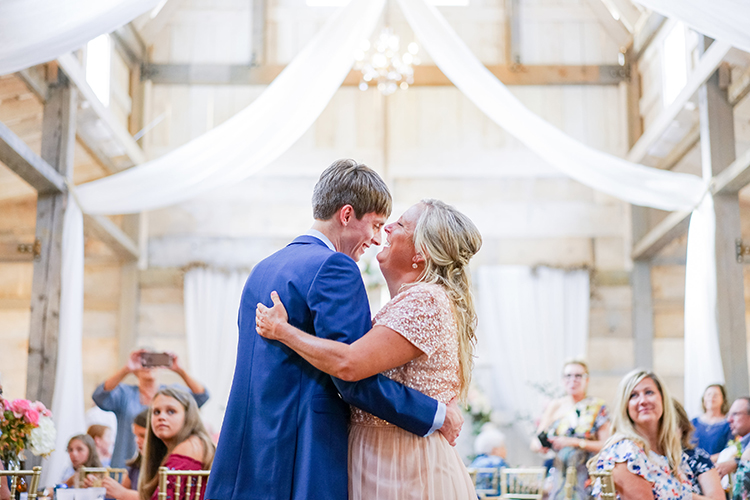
[28,416,56,456]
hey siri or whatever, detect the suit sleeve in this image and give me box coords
[308,252,438,437]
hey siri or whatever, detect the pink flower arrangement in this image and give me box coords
[1,398,56,462]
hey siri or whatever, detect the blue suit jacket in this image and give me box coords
[205,235,439,500]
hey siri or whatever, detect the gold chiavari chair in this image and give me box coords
[467,467,501,498]
[499,467,545,500]
[588,470,616,499]
[0,466,42,500]
[157,467,210,500]
[80,467,129,486]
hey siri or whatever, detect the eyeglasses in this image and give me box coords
[563,374,587,380]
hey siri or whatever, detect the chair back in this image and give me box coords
[157,467,210,500]
[588,470,616,499]
[80,467,129,486]
[0,466,42,500]
[500,467,545,499]
[467,467,500,498]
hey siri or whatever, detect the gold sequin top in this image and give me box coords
[350,282,461,427]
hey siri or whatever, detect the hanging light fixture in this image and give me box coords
[354,28,421,96]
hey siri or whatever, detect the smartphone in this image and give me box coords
[537,431,553,449]
[140,352,171,368]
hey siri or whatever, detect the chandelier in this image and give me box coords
[354,28,421,96]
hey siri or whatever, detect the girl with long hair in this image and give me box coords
[63,434,102,487]
[138,387,214,500]
[256,199,482,499]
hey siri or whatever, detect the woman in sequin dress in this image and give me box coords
[256,199,481,500]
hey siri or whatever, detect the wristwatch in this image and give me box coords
[578,439,586,450]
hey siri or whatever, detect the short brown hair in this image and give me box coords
[86,424,110,440]
[312,159,391,220]
[701,384,729,415]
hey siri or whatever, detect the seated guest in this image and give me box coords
[93,349,210,468]
[691,384,732,461]
[62,434,103,487]
[674,400,724,499]
[715,397,750,481]
[592,369,714,500]
[470,424,507,495]
[87,425,114,467]
[139,387,214,500]
[94,409,148,500]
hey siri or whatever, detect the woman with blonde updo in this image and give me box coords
[257,199,482,499]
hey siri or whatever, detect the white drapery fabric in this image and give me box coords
[74,0,387,214]
[8,0,733,470]
[475,266,590,467]
[397,0,721,420]
[0,0,159,76]
[41,197,86,487]
[183,267,247,437]
[632,0,750,55]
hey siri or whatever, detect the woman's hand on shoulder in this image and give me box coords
[256,291,289,341]
[172,435,205,462]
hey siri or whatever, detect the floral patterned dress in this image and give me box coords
[683,447,714,495]
[733,460,750,499]
[545,397,609,499]
[593,439,692,499]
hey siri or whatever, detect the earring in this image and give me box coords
[412,263,418,269]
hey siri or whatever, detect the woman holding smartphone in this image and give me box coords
[92,349,210,468]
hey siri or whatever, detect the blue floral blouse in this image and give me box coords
[683,447,714,494]
[593,439,692,499]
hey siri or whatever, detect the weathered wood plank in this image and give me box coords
[0,121,66,194]
[142,63,629,86]
[26,81,77,407]
[83,214,140,261]
[631,210,691,260]
[57,53,146,166]
[626,41,731,163]
[698,47,748,398]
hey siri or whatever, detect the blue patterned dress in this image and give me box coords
[593,439,692,499]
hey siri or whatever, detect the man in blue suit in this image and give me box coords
[206,159,462,500]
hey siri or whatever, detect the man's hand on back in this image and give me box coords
[438,398,464,446]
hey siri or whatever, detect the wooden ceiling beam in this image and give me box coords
[142,63,629,86]
[0,121,66,194]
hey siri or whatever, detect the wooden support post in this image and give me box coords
[698,57,749,399]
[26,77,77,407]
[118,215,140,366]
[626,47,654,370]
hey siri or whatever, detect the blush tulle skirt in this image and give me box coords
[348,423,476,500]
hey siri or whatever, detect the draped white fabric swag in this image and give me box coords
[0,0,160,76]
[3,0,739,472]
[475,266,590,467]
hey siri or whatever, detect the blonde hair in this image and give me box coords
[413,199,482,401]
[594,370,682,476]
[139,387,215,500]
[563,359,589,374]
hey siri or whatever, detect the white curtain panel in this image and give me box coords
[183,267,247,436]
[41,198,86,487]
[475,266,590,467]
[633,0,750,54]
[398,0,722,424]
[75,0,387,215]
[0,0,159,76]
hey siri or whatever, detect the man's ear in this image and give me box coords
[338,205,355,226]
